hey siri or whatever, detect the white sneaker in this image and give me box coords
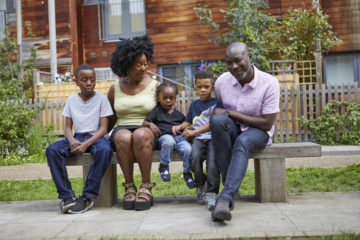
[204,192,217,211]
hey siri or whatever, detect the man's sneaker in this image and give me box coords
[68,195,94,214]
[204,192,217,211]
[196,182,207,204]
[183,172,195,189]
[158,164,171,181]
[211,197,232,222]
[59,197,77,214]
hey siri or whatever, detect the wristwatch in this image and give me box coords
[224,110,230,117]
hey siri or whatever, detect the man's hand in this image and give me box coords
[182,129,195,140]
[149,122,161,137]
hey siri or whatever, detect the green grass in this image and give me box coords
[0,153,47,166]
[1,164,359,202]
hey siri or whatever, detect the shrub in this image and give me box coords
[298,101,360,145]
[0,25,55,160]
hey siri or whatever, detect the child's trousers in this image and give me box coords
[46,134,112,200]
[158,134,192,173]
[191,138,220,194]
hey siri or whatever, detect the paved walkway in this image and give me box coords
[1,155,360,180]
[0,192,359,240]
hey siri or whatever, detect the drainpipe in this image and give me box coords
[16,0,23,79]
[48,0,57,82]
[313,0,322,85]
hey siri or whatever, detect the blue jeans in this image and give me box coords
[46,134,112,200]
[158,134,192,173]
[210,114,269,207]
[191,138,220,194]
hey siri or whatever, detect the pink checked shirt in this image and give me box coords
[214,65,280,145]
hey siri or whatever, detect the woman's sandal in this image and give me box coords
[134,183,155,211]
[122,182,137,210]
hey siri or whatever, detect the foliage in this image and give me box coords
[0,33,35,156]
[194,0,276,70]
[199,61,228,80]
[0,152,47,166]
[298,101,360,145]
[272,8,341,60]
[0,23,54,158]
[194,1,340,68]
[1,164,359,201]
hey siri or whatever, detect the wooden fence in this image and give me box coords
[30,83,359,143]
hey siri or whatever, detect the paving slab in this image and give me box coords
[0,192,359,240]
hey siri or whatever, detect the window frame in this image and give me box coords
[158,62,203,89]
[102,0,146,42]
[324,52,360,86]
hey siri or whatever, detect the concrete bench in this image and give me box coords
[67,142,321,207]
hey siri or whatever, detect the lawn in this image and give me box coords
[0,164,359,201]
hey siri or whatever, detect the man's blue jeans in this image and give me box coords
[210,114,269,207]
[158,134,192,173]
[46,134,112,200]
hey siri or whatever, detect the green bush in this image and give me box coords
[0,25,56,160]
[298,101,360,145]
[199,61,228,80]
[194,1,340,67]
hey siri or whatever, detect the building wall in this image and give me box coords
[8,0,360,74]
[322,0,360,52]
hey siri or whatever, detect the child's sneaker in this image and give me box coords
[204,192,217,211]
[59,197,77,214]
[158,164,171,181]
[183,172,195,189]
[68,195,94,214]
[196,182,207,204]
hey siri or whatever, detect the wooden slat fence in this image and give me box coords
[30,83,359,142]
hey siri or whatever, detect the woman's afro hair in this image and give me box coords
[110,33,154,77]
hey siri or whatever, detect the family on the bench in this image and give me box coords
[46,34,280,222]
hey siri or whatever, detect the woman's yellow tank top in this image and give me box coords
[114,79,157,126]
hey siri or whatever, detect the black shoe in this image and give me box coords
[211,198,232,222]
[183,172,196,189]
[59,197,77,214]
[68,195,94,214]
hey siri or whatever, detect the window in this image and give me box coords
[83,0,100,6]
[103,0,145,41]
[158,62,202,89]
[324,53,360,85]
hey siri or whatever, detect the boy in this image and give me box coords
[172,69,222,210]
[46,64,113,214]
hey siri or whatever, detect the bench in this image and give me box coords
[67,142,321,207]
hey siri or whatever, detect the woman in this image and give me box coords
[108,34,158,211]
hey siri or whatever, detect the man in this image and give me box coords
[210,42,280,221]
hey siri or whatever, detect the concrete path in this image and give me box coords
[1,155,359,181]
[0,192,359,240]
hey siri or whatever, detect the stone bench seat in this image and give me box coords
[67,142,322,207]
